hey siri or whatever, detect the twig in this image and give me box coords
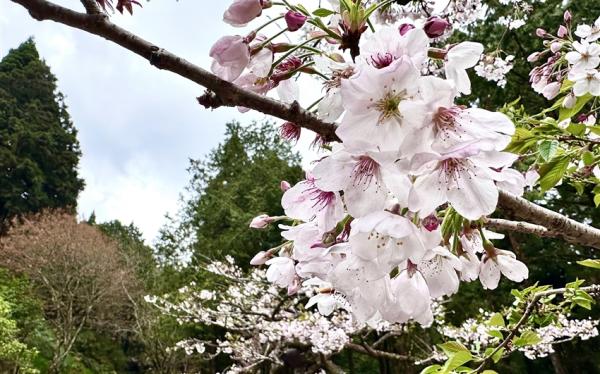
[474,284,600,373]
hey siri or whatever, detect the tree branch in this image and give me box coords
[9,1,600,250]
[345,342,410,361]
[475,284,600,373]
[10,0,340,142]
[497,190,600,249]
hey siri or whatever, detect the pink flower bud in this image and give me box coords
[209,35,250,81]
[550,42,562,53]
[285,10,307,32]
[398,23,416,36]
[564,10,572,24]
[527,52,540,62]
[422,214,440,232]
[536,28,547,37]
[562,93,576,108]
[249,214,272,229]
[423,16,450,38]
[557,25,568,38]
[280,181,291,191]
[223,0,263,27]
[287,277,301,295]
[542,81,560,100]
[250,251,271,265]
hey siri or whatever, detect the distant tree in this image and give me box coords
[0,39,84,233]
[0,295,38,374]
[0,211,138,373]
[157,121,304,271]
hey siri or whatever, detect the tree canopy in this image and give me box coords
[0,39,83,232]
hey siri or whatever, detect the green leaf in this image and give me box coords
[420,365,441,374]
[566,122,586,136]
[505,128,537,154]
[559,93,592,121]
[487,313,505,328]
[438,341,470,356]
[538,155,570,192]
[482,371,499,374]
[571,181,585,195]
[582,151,595,166]
[594,193,600,208]
[513,331,542,347]
[487,330,503,340]
[572,290,594,310]
[442,351,473,372]
[484,347,505,363]
[538,139,559,162]
[577,259,600,269]
[313,8,336,17]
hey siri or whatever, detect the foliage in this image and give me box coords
[0,39,84,233]
[0,295,38,373]
[156,121,303,271]
[0,211,139,373]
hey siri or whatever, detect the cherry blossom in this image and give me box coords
[479,247,529,290]
[408,142,521,220]
[281,174,344,232]
[209,35,251,82]
[223,0,265,27]
[575,16,600,42]
[444,42,484,95]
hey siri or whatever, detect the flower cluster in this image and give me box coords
[442,311,599,360]
[475,54,515,88]
[529,12,600,100]
[146,258,412,372]
[210,1,530,327]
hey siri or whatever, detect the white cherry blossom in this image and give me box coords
[445,42,484,95]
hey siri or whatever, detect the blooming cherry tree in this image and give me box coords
[8,0,600,372]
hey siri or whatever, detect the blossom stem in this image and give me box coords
[254,15,285,34]
[271,36,325,72]
[259,28,289,49]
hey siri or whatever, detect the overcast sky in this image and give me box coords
[0,0,320,242]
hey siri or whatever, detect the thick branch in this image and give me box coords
[9,1,600,249]
[486,218,552,238]
[10,0,339,142]
[498,190,600,249]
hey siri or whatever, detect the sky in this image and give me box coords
[0,0,320,243]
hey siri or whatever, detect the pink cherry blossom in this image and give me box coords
[281,174,344,233]
[209,35,251,81]
[223,0,264,27]
[479,248,528,290]
[337,57,424,152]
[445,42,484,95]
[408,142,519,220]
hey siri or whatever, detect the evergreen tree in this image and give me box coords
[0,39,84,232]
[157,121,304,272]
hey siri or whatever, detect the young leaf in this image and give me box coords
[438,341,470,356]
[487,313,505,328]
[513,331,542,347]
[420,365,441,374]
[313,8,335,17]
[538,139,559,162]
[538,155,570,192]
[442,351,473,372]
[577,259,600,269]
